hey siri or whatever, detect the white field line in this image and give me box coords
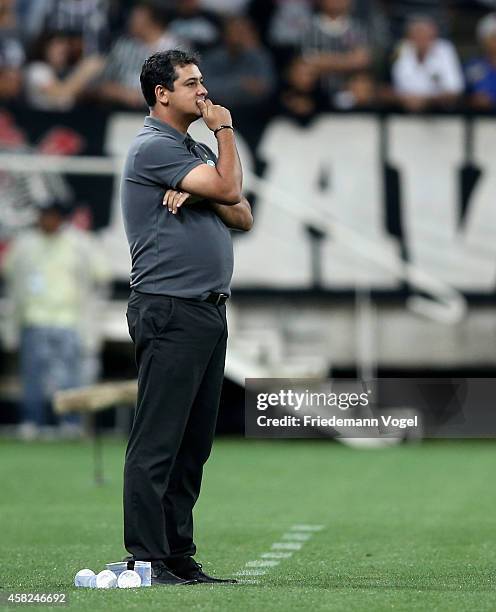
[291,524,325,531]
[282,532,312,541]
[260,552,293,559]
[234,523,325,584]
[246,560,280,568]
[271,542,302,550]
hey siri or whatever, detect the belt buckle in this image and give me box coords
[215,293,227,305]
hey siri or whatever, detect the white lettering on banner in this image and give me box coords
[233,118,315,287]
[388,117,496,291]
[235,116,400,288]
[314,116,399,288]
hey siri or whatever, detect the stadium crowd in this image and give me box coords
[0,0,496,120]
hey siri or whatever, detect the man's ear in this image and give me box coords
[155,84,168,105]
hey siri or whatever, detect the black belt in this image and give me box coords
[204,292,229,305]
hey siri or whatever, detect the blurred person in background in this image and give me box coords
[168,0,221,53]
[389,15,464,112]
[24,30,104,111]
[465,13,496,109]
[277,54,326,121]
[0,0,24,101]
[335,70,379,109]
[1,199,110,441]
[18,0,110,57]
[248,0,314,67]
[95,0,186,109]
[300,0,372,108]
[201,16,275,114]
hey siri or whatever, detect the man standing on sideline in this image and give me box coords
[121,49,252,586]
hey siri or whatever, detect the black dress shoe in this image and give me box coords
[151,561,197,586]
[168,557,237,584]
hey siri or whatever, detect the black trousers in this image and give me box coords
[124,290,227,562]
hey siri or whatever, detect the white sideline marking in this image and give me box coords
[271,542,303,550]
[260,552,293,559]
[282,532,312,541]
[236,523,325,582]
[291,524,324,531]
[246,560,280,568]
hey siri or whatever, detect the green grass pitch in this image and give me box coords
[1,438,495,611]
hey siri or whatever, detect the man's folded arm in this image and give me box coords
[209,197,253,231]
[166,190,253,231]
[177,165,239,205]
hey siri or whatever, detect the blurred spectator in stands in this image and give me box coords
[248,0,314,67]
[168,0,221,53]
[300,0,372,108]
[19,0,110,56]
[390,16,464,112]
[95,0,185,109]
[25,31,104,111]
[335,71,379,109]
[1,199,110,441]
[277,54,326,122]
[0,0,24,101]
[465,13,496,109]
[201,16,275,112]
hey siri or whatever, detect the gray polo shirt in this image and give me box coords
[121,116,234,299]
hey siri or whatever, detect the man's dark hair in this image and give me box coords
[140,49,200,107]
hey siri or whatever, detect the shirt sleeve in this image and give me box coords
[134,134,204,190]
[439,41,464,94]
[196,143,218,164]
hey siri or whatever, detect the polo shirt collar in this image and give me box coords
[144,115,189,142]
